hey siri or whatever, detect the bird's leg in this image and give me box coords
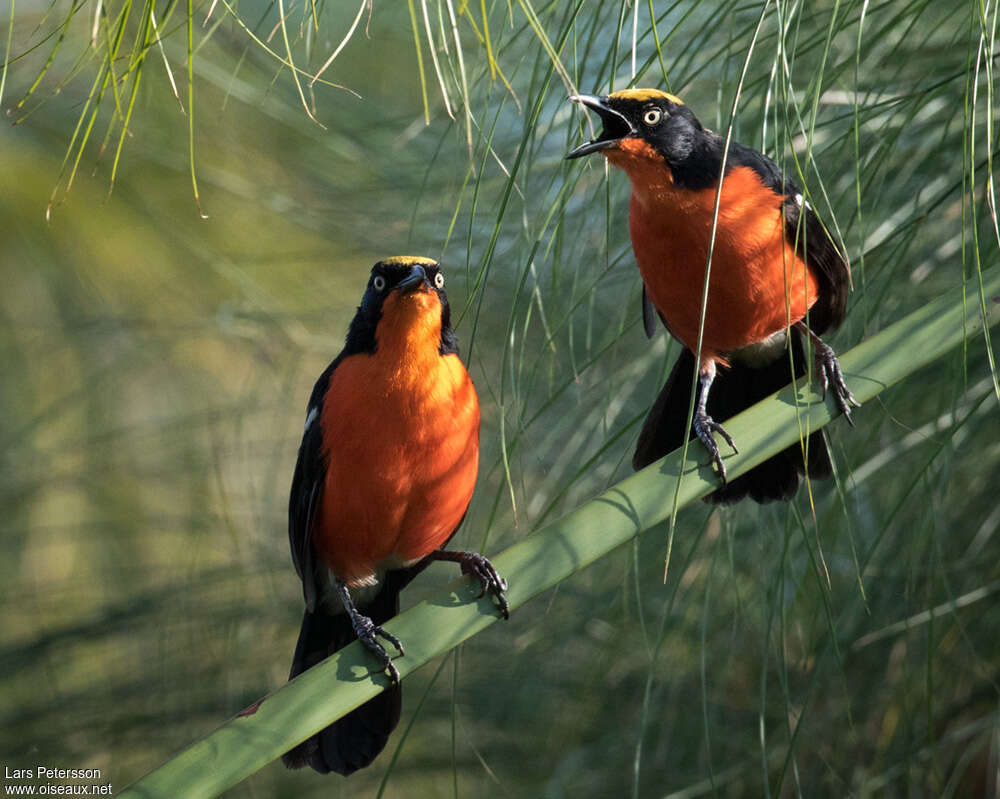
[335,579,404,683]
[795,322,861,425]
[693,365,738,484]
[426,549,510,620]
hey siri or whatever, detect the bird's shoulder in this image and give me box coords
[726,139,797,197]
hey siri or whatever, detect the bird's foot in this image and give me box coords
[813,338,860,425]
[351,613,404,683]
[457,552,510,620]
[693,411,738,484]
[427,549,510,619]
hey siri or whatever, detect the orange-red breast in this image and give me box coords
[567,89,858,503]
[282,257,508,775]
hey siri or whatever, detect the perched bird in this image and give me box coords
[567,88,858,503]
[282,257,508,775]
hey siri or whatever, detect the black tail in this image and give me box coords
[281,581,402,776]
[633,331,832,504]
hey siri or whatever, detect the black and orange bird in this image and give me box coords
[566,89,859,503]
[281,256,508,775]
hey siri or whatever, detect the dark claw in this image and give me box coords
[693,413,738,485]
[459,553,510,620]
[813,338,860,425]
[352,614,404,683]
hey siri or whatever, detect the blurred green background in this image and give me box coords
[2,0,999,796]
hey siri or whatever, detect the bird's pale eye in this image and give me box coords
[642,108,663,126]
[373,275,387,291]
[434,272,445,289]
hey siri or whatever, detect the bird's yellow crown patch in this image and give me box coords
[380,256,439,268]
[609,88,684,105]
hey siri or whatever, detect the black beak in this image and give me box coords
[565,94,636,159]
[396,265,430,293]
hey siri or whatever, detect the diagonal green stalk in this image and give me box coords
[120,267,1000,799]
[14,0,84,113]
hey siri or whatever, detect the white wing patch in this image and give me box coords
[304,406,319,432]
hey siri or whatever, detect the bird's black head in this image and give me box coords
[566,89,712,181]
[345,257,458,356]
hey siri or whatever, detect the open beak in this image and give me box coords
[395,265,430,293]
[565,94,636,159]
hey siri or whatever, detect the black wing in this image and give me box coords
[780,194,849,333]
[728,141,850,334]
[288,355,342,611]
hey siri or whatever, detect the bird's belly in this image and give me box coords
[629,169,818,363]
[317,353,480,586]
